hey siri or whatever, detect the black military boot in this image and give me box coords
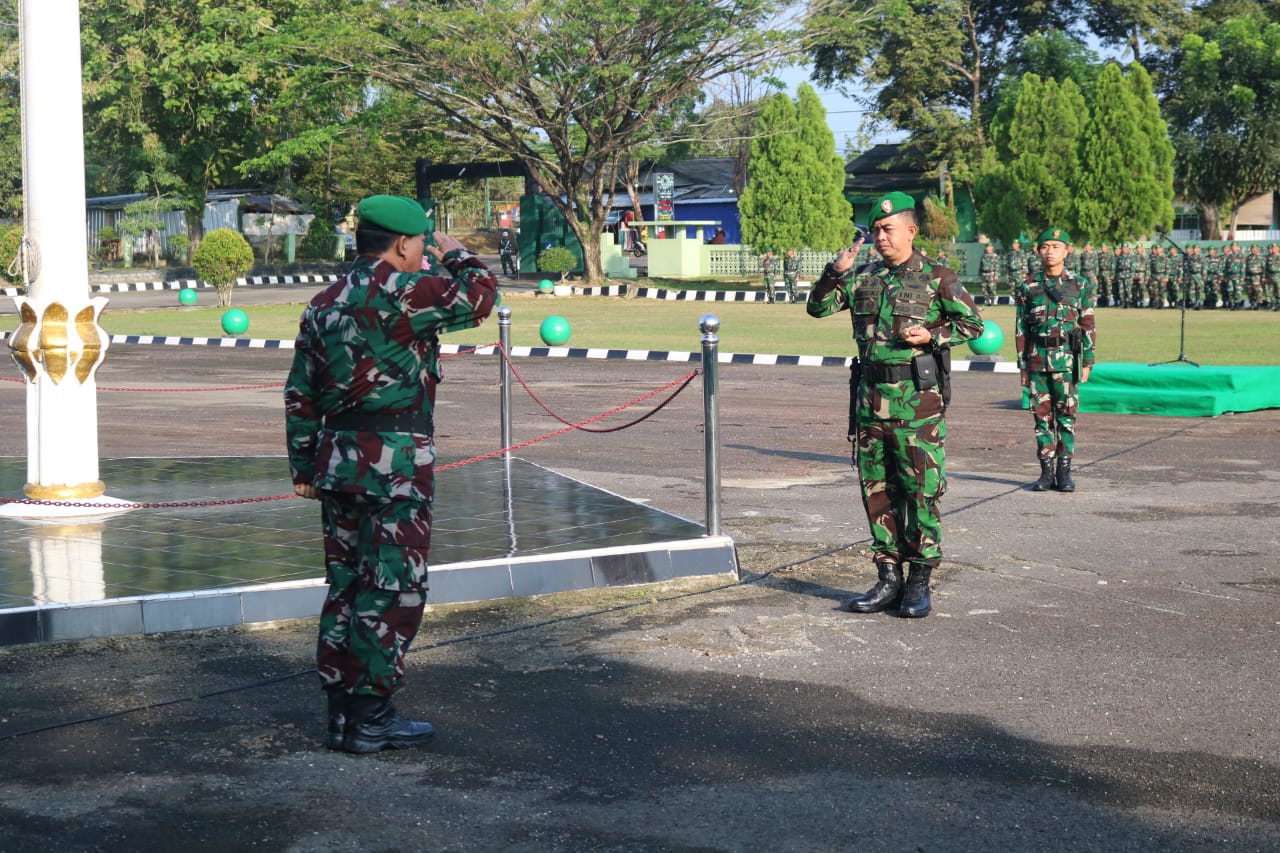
[342,696,435,754]
[898,563,933,618]
[1032,458,1056,491]
[1055,456,1076,492]
[839,562,903,613]
[325,686,350,751]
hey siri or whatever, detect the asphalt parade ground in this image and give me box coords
[0,282,1277,851]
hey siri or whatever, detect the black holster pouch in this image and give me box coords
[911,350,952,406]
[847,358,862,441]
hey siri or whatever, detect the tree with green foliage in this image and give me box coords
[738,93,802,253]
[1007,75,1087,236]
[793,84,854,250]
[0,3,21,221]
[1161,11,1280,238]
[805,0,1083,192]
[79,0,311,246]
[972,147,1025,247]
[1127,63,1175,234]
[192,228,254,307]
[1075,63,1165,243]
[337,0,786,285]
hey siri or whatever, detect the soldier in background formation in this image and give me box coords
[982,239,1280,310]
[979,243,1001,304]
[760,250,777,304]
[783,248,801,303]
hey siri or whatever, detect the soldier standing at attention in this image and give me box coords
[1078,242,1098,292]
[286,195,500,754]
[1225,243,1245,309]
[1245,244,1266,309]
[1016,227,1096,493]
[1185,244,1205,309]
[979,243,1001,304]
[1266,244,1280,310]
[807,191,983,619]
[1006,240,1026,293]
[783,248,801,303]
[1114,245,1133,307]
[1205,245,1223,308]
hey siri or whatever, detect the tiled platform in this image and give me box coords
[0,456,736,646]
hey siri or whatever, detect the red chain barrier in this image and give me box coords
[438,362,700,471]
[497,344,698,433]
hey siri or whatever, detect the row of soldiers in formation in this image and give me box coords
[979,241,1280,311]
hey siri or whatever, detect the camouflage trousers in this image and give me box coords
[1028,371,1079,460]
[855,412,947,567]
[784,272,799,302]
[316,492,433,698]
[981,277,999,304]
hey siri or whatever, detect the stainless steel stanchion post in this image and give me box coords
[699,314,721,537]
[498,305,512,454]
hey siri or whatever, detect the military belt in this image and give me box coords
[1035,333,1069,346]
[862,362,915,384]
[325,410,434,434]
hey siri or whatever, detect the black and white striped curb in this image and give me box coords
[1,273,339,297]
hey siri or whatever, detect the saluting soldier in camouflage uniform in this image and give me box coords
[1224,243,1245,309]
[286,195,500,753]
[1245,244,1266,309]
[808,191,983,619]
[979,243,1001,304]
[1266,244,1280,310]
[1016,227,1096,493]
[760,250,777,303]
[783,248,801,303]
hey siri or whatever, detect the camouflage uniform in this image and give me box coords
[808,250,982,573]
[286,251,499,700]
[1148,246,1167,307]
[1224,245,1245,308]
[760,251,777,303]
[978,246,1001,304]
[783,250,801,303]
[1245,246,1266,308]
[1266,245,1280,310]
[1204,248,1223,308]
[1184,246,1205,308]
[1006,244,1027,291]
[1016,251,1097,485]
[1079,245,1099,290]
[1114,247,1134,307]
[1131,246,1147,306]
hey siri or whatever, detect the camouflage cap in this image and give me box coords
[867,191,917,226]
[1037,226,1071,247]
[357,195,429,236]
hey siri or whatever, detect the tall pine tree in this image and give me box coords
[1075,62,1150,243]
[1128,62,1176,234]
[793,84,854,250]
[1007,75,1086,235]
[739,93,804,253]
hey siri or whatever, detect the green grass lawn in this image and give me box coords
[3,290,1278,366]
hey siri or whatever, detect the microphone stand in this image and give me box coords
[1149,228,1200,367]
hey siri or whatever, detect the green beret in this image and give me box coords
[1037,226,1071,246]
[357,195,429,236]
[868,192,917,226]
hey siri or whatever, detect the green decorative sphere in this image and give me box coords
[538,278,554,293]
[968,321,1004,355]
[221,308,250,336]
[539,315,572,346]
[178,288,199,306]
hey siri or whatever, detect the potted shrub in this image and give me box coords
[192,228,254,307]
